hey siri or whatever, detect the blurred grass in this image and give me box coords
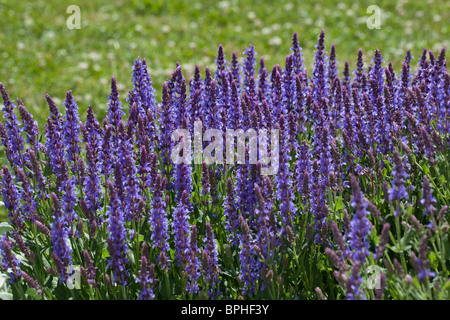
[0,0,448,127]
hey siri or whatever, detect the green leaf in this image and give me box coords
[442,279,450,292]
[429,252,439,269]
[443,234,450,260]
[101,247,110,259]
[197,209,204,223]
[402,228,415,247]
[421,162,430,175]
[128,251,135,265]
[26,287,38,298]
[335,196,343,212]
[0,274,7,289]
[386,243,400,254]
[43,163,53,177]
[0,292,13,300]
[0,222,12,235]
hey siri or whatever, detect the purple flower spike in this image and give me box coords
[1,165,25,230]
[158,82,174,189]
[202,221,220,299]
[136,255,156,300]
[16,168,37,222]
[0,83,24,167]
[17,98,39,151]
[388,149,409,207]
[201,161,210,197]
[328,44,339,87]
[273,119,296,236]
[243,45,257,95]
[0,235,21,283]
[420,175,437,217]
[81,249,97,288]
[224,177,239,246]
[46,93,62,130]
[107,76,124,129]
[291,32,304,75]
[0,122,14,166]
[230,51,241,93]
[130,58,157,119]
[150,175,170,259]
[172,190,191,267]
[369,49,385,102]
[107,76,124,160]
[170,66,188,129]
[348,175,372,263]
[346,262,365,300]
[354,48,365,91]
[215,44,227,77]
[123,154,141,222]
[106,181,129,285]
[62,90,81,165]
[312,29,328,102]
[174,137,192,202]
[238,215,259,297]
[281,55,296,117]
[415,235,436,282]
[83,141,102,221]
[185,224,200,294]
[50,192,73,283]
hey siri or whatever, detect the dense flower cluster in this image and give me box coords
[0,30,449,300]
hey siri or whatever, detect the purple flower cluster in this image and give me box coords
[0,234,21,283]
[0,29,448,300]
[150,174,169,260]
[62,91,81,165]
[136,254,156,300]
[172,190,191,266]
[1,166,24,230]
[0,83,24,167]
[388,149,409,209]
[348,175,372,263]
[50,192,73,283]
[185,224,200,294]
[410,235,436,282]
[346,262,364,300]
[201,222,220,299]
[238,215,259,296]
[106,181,130,285]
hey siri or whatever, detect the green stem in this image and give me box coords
[394,212,408,273]
[164,271,171,299]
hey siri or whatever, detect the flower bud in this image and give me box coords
[78,219,84,235]
[277,275,283,284]
[409,214,422,233]
[104,274,112,287]
[315,287,326,300]
[404,274,413,285]
[286,226,295,244]
[265,270,274,282]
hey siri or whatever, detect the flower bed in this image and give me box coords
[0,30,449,300]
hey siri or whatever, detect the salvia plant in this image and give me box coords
[0,30,449,300]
